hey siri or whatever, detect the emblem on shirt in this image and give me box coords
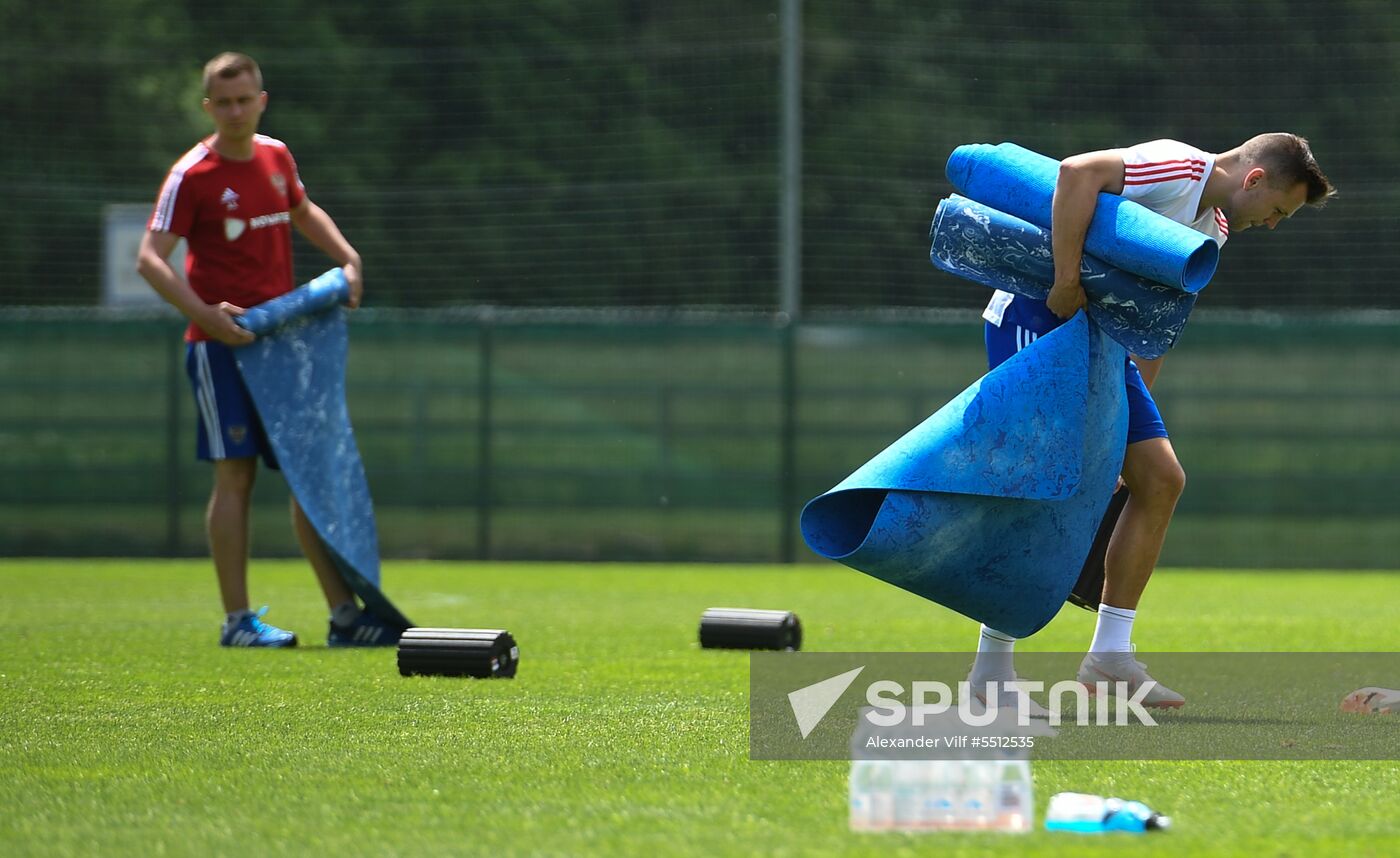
[269,173,287,197]
[220,187,240,211]
[225,218,246,241]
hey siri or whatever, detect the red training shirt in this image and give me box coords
[148,134,306,342]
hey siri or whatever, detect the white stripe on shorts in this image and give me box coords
[193,343,225,458]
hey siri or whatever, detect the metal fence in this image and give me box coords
[4,311,1397,568]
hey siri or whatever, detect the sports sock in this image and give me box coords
[331,599,362,628]
[970,625,1017,682]
[1089,604,1136,653]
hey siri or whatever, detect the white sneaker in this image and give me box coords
[1340,687,1400,715]
[966,673,1051,718]
[1077,652,1185,709]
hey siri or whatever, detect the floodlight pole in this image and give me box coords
[778,0,802,563]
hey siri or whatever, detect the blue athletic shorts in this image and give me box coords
[984,296,1167,445]
[185,340,279,468]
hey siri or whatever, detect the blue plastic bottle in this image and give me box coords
[1045,792,1171,833]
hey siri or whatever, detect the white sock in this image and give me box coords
[331,599,362,628]
[1089,604,1136,653]
[970,625,1017,682]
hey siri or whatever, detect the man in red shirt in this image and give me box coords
[137,52,394,648]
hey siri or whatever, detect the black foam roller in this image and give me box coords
[698,608,801,651]
[397,627,519,678]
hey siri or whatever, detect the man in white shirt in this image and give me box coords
[973,134,1335,710]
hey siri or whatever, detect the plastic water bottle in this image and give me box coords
[867,761,895,829]
[849,760,896,831]
[892,762,923,829]
[1045,792,1171,833]
[922,761,959,830]
[960,759,995,829]
[849,760,876,831]
[994,760,1033,832]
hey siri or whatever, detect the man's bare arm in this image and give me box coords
[290,198,363,308]
[135,230,254,345]
[1047,151,1127,319]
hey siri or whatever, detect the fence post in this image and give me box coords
[412,380,429,507]
[658,383,673,510]
[779,321,798,563]
[778,0,803,563]
[165,334,181,556]
[477,319,493,560]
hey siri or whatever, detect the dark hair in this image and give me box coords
[202,52,262,95]
[1243,132,1336,206]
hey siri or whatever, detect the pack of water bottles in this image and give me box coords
[848,758,1033,833]
[845,705,1051,833]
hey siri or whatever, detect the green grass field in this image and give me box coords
[3,560,1398,857]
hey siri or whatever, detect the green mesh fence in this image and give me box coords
[3,312,1396,568]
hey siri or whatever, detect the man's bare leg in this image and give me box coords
[290,495,354,609]
[1078,436,1188,708]
[1102,437,1185,611]
[209,457,258,613]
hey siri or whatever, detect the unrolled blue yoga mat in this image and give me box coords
[234,269,411,631]
[800,313,1128,637]
[946,142,1219,292]
[929,194,1197,359]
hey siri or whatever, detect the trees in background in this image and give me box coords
[1,1,1392,307]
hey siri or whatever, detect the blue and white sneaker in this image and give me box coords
[220,606,298,648]
[327,611,403,648]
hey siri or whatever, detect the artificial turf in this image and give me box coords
[2,560,1397,857]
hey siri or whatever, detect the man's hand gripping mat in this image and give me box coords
[234,269,412,631]
[929,194,1196,359]
[800,314,1127,638]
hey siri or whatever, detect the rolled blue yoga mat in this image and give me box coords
[800,314,1128,637]
[946,142,1219,292]
[233,269,412,631]
[235,268,351,336]
[929,194,1197,359]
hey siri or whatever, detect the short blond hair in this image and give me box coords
[202,52,262,95]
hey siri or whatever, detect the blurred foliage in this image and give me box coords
[1,0,1395,307]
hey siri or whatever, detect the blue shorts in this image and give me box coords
[984,296,1167,445]
[185,341,279,468]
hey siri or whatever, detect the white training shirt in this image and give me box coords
[983,139,1229,326]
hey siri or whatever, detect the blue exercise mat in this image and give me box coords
[800,314,1128,637]
[929,194,1197,359]
[945,142,1219,292]
[234,269,411,631]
